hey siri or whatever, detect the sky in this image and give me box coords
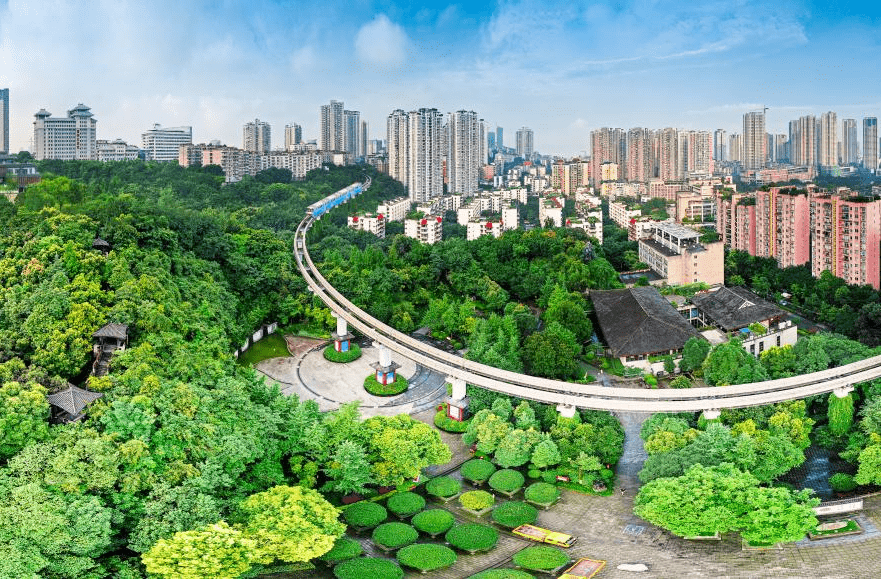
[0,0,879,156]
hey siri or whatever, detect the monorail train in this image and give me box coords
[306,177,370,219]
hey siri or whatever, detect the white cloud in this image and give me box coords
[354,15,408,67]
[289,45,316,74]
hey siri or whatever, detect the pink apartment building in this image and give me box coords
[755,187,811,268]
[811,194,881,289]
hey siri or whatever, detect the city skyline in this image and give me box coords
[0,0,879,155]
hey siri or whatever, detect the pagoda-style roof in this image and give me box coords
[93,323,128,340]
[690,286,784,331]
[92,237,112,251]
[47,385,103,417]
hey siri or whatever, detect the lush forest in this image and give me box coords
[0,162,451,578]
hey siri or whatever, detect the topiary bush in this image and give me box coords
[491,501,538,528]
[343,501,387,529]
[396,543,457,572]
[459,490,495,511]
[524,482,560,506]
[324,343,362,363]
[435,406,471,433]
[488,469,525,494]
[468,570,536,579]
[445,523,500,553]
[830,472,858,492]
[412,509,455,537]
[426,475,461,499]
[461,459,497,483]
[333,557,404,579]
[318,537,363,563]
[363,373,408,396]
[371,522,418,550]
[512,546,569,571]
[386,491,425,518]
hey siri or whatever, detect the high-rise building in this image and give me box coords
[789,115,816,167]
[141,124,192,162]
[0,89,8,154]
[387,108,444,202]
[487,131,496,152]
[842,119,858,165]
[243,119,271,153]
[863,117,878,173]
[284,123,302,150]
[515,127,534,160]
[626,128,654,182]
[33,104,97,160]
[775,134,788,163]
[742,111,766,170]
[683,130,713,175]
[713,129,726,162]
[818,111,838,168]
[811,193,880,289]
[591,127,626,185]
[496,126,503,150]
[656,128,681,180]
[448,110,483,194]
[320,100,344,151]
[728,133,743,163]
[343,110,362,157]
[755,187,811,268]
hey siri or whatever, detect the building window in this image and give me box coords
[758,341,764,354]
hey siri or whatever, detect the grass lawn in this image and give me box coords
[810,519,862,537]
[236,333,290,366]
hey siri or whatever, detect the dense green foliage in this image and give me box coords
[445,523,500,552]
[488,469,526,493]
[371,522,418,549]
[524,482,560,505]
[511,546,569,571]
[491,501,539,528]
[425,475,461,498]
[434,407,471,432]
[333,557,404,579]
[386,491,426,518]
[396,543,457,572]
[461,458,497,483]
[411,508,455,536]
[342,501,387,529]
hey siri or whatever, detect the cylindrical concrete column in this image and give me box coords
[378,345,392,367]
[556,404,577,419]
[703,409,721,421]
[447,377,467,400]
[833,386,854,398]
[334,314,347,337]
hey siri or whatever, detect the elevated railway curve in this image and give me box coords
[294,181,881,413]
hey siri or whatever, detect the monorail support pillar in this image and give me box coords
[331,313,354,353]
[556,404,577,419]
[371,341,400,386]
[446,377,469,422]
[833,386,855,398]
[702,409,721,421]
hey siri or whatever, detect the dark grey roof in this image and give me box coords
[47,385,103,416]
[93,323,128,340]
[92,237,112,250]
[590,286,702,357]
[690,286,784,331]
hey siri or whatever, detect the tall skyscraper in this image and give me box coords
[863,117,878,173]
[0,89,8,154]
[33,104,97,160]
[496,126,503,149]
[656,128,681,180]
[626,128,654,182]
[387,108,444,202]
[818,111,838,168]
[487,131,496,152]
[728,133,742,163]
[243,119,271,153]
[515,127,534,160]
[842,119,858,165]
[387,110,409,185]
[359,120,369,160]
[141,124,192,162]
[742,111,766,170]
[343,110,361,156]
[789,115,817,167]
[448,110,483,194]
[713,129,726,162]
[591,127,626,185]
[320,100,344,151]
[284,123,302,150]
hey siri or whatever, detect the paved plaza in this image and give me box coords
[258,337,882,579]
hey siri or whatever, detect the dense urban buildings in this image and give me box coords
[637,222,724,286]
[243,119,271,153]
[0,88,8,155]
[33,104,97,161]
[818,111,838,169]
[811,192,880,288]
[141,124,192,162]
[386,108,444,202]
[96,138,139,161]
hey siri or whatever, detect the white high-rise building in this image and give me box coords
[243,119,271,153]
[864,117,879,173]
[713,129,726,162]
[516,126,534,160]
[284,123,302,150]
[33,104,97,160]
[742,111,766,170]
[818,111,838,168]
[387,109,409,185]
[320,100,344,151]
[141,124,192,162]
[344,110,361,157]
[0,89,8,154]
[387,108,444,202]
[359,120,369,160]
[448,110,482,194]
[842,119,858,165]
[789,115,817,167]
[728,133,743,163]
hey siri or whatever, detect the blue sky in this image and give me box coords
[0,0,878,155]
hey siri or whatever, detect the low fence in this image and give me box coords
[813,497,865,516]
[233,322,279,358]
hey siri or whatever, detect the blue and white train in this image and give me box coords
[306,177,371,219]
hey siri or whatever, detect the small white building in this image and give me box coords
[467,219,503,241]
[377,197,411,222]
[404,215,443,244]
[348,212,386,238]
[539,195,563,227]
[96,139,139,162]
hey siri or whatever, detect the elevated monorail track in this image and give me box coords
[294,181,881,412]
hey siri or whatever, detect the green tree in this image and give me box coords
[363,415,452,487]
[738,486,819,544]
[0,372,50,460]
[141,522,254,579]
[680,337,710,374]
[669,376,692,389]
[760,345,798,379]
[827,392,855,436]
[530,438,561,469]
[703,339,768,386]
[568,451,602,484]
[854,434,881,486]
[494,429,535,468]
[128,483,223,553]
[239,485,345,564]
[323,440,374,496]
[522,322,581,379]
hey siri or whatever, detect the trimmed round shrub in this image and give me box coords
[488,469,525,493]
[491,501,538,528]
[445,523,499,553]
[387,491,425,518]
[830,472,858,492]
[323,343,362,363]
[527,469,541,479]
[371,522,418,549]
[343,501,387,529]
[412,509,455,536]
[318,537,363,563]
[333,557,404,579]
[363,373,408,396]
[512,546,569,571]
[524,482,560,505]
[468,570,536,579]
[396,543,457,572]
[461,459,496,483]
[459,490,495,511]
[426,476,461,498]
